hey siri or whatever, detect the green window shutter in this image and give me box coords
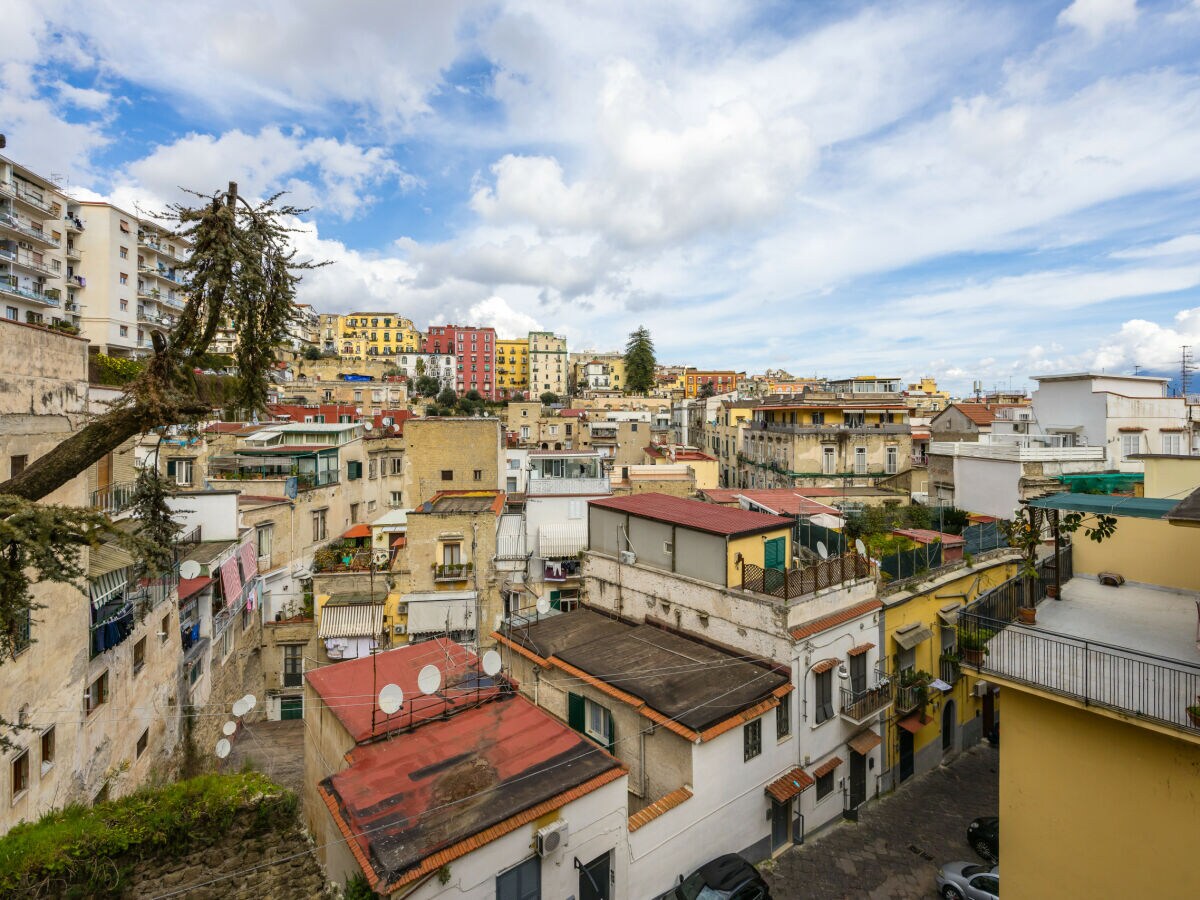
[567,692,585,732]
[764,536,785,571]
[605,708,616,753]
[166,459,177,477]
[348,461,362,480]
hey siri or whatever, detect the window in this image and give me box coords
[119,299,128,311]
[744,718,762,761]
[971,875,1000,895]
[390,491,403,508]
[10,455,27,478]
[119,219,130,233]
[441,469,453,481]
[241,602,252,632]
[1163,432,1184,455]
[133,637,146,674]
[473,469,483,481]
[119,246,128,259]
[442,542,462,565]
[11,751,29,800]
[136,729,148,758]
[86,672,109,714]
[853,447,867,475]
[367,500,376,514]
[119,326,128,337]
[898,646,916,673]
[815,670,834,724]
[40,727,55,774]
[283,644,303,687]
[816,769,835,800]
[390,457,403,475]
[347,460,362,480]
[5,306,17,321]
[350,503,359,524]
[520,426,531,440]
[312,508,327,542]
[166,458,193,486]
[568,500,585,520]
[119,272,128,285]
[776,699,790,740]
[885,445,898,475]
[368,458,377,479]
[256,524,272,560]
[1121,433,1141,459]
[584,698,614,748]
[849,653,867,695]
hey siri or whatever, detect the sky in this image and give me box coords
[6,0,1200,393]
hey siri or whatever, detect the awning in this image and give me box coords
[893,624,934,650]
[936,604,961,627]
[812,756,842,779]
[318,603,384,639]
[406,592,475,635]
[765,767,814,803]
[930,678,953,693]
[812,658,840,674]
[847,642,874,657]
[898,713,928,734]
[343,524,371,539]
[1028,493,1179,521]
[178,576,213,602]
[848,730,882,755]
[538,523,588,558]
[89,543,134,579]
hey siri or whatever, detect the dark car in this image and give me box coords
[967,816,999,862]
[653,853,772,900]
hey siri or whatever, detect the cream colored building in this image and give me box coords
[400,417,503,503]
[0,155,72,332]
[528,330,568,397]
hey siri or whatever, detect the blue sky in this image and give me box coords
[6,0,1200,393]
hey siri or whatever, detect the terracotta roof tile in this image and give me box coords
[628,786,694,832]
[812,756,842,779]
[847,642,875,657]
[698,683,793,742]
[790,598,883,640]
[765,767,814,803]
[811,658,840,674]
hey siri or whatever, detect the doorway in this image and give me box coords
[942,700,956,754]
[578,850,610,900]
[280,697,303,720]
[849,752,867,809]
[899,728,914,782]
[770,799,792,853]
[982,688,995,738]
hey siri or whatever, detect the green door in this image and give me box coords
[550,590,562,610]
[764,537,786,570]
[280,697,303,720]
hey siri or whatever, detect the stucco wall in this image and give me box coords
[1072,516,1200,591]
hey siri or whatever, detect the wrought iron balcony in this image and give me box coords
[90,480,138,515]
[435,563,471,582]
[840,673,893,725]
[894,677,932,715]
[0,213,59,247]
[940,656,962,686]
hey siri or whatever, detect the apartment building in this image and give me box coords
[683,369,739,399]
[0,155,71,331]
[400,417,503,502]
[495,337,529,399]
[424,324,497,399]
[506,400,579,450]
[574,353,626,395]
[528,330,568,397]
[338,311,422,360]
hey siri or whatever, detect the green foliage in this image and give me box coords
[346,872,380,900]
[414,375,440,397]
[539,391,559,405]
[464,389,483,402]
[623,326,656,394]
[958,629,995,652]
[437,387,458,408]
[0,773,292,897]
[90,354,145,387]
[127,468,183,581]
[302,346,322,360]
[697,381,716,399]
[413,357,427,377]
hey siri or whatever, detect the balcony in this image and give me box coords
[434,562,471,582]
[526,476,610,495]
[4,181,57,215]
[65,245,81,261]
[0,213,60,247]
[840,671,893,725]
[748,420,910,437]
[738,554,872,601]
[0,247,58,277]
[894,672,932,715]
[939,655,962,686]
[0,280,58,306]
[65,215,84,233]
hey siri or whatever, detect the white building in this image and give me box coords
[389,350,456,389]
[0,155,72,331]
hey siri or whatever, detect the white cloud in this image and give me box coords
[466,295,544,338]
[1090,307,1200,371]
[1058,0,1139,39]
[1111,234,1200,258]
[55,81,110,111]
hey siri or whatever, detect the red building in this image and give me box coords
[423,325,497,399]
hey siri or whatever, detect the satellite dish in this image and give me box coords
[242,694,257,711]
[482,650,502,677]
[855,538,867,557]
[535,597,551,615]
[363,421,373,431]
[179,559,202,579]
[378,683,404,715]
[392,424,400,433]
[817,541,828,559]
[417,664,442,696]
[215,738,231,759]
[232,698,249,717]
[221,721,237,736]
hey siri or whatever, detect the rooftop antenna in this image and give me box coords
[1181,345,1194,398]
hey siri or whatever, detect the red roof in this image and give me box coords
[342,524,371,539]
[644,445,716,462]
[892,528,965,546]
[588,493,791,536]
[177,576,213,601]
[699,488,743,505]
[560,408,586,417]
[204,422,250,434]
[945,402,1025,427]
[700,488,839,517]
[306,639,502,742]
[323,695,623,890]
[790,598,883,640]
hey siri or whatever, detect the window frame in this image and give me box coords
[39,727,55,774]
[776,698,791,740]
[816,770,835,800]
[11,750,30,802]
[86,672,109,716]
[312,508,328,542]
[815,669,834,724]
[743,718,762,761]
[282,644,304,687]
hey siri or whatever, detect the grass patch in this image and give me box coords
[0,772,293,898]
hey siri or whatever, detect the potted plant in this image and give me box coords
[1188,699,1200,728]
[959,629,993,666]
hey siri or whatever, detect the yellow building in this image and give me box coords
[643,444,719,491]
[904,377,950,416]
[960,474,1200,898]
[495,337,529,398]
[881,555,1019,789]
[338,312,422,360]
[574,354,626,394]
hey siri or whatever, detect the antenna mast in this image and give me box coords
[1181,345,1195,399]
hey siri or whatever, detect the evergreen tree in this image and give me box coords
[624,326,656,394]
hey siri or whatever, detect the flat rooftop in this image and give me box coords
[418,491,505,515]
[589,492,791,537]
[501,609,789,733]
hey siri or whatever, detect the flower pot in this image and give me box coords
[1188,708,1200,728]
[1017,606,1037,625]
[1045,585,1060,600]
[962,647,985,667]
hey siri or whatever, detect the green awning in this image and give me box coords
[1028,493,1179,520]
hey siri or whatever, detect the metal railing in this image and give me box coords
[940,656,962,685]
[895,680,929,715]
[435,563,471,581]
[0,212,59,246]
[91,480,138,515]
[840,671,893,722]
[739,553,872,601]
[748,421,909,436]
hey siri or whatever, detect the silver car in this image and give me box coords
[934,861,999,899]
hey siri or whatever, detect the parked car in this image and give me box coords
[935,861,999,900]
[967,816,999,862]
[653,854,772,900]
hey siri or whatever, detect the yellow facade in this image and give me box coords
[725,528,793,587]
[339,312,422,360]
[1000,688,1200,899]
[1072,516,1200,590]
[496,338,529,397]
[683,370,739,399]
[315,591,405,642]
[1142,455,1200,504]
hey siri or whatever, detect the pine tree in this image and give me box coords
[624,326,656,394]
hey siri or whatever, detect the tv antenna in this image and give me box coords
[1182,345,1195,398]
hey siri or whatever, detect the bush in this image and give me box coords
[302,346,322,360]
[437,388,458,407]
[540,391,559,405]
[90,354,144,387]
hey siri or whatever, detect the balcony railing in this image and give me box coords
[748,421,909,436]
[7,182,56,214]
[0,213,59,246]
[738,553,872,602]
[940,656,962,686]
[0,248,57,277]
[206,465,339,490]
[434,563,471,582]
[0,280,58,306]
[840,671,893,724]
[894,679,930,715]
[526,476,609,495]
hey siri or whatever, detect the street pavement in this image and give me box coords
[761,743,999,899]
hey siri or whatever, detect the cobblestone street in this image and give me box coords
[761,743,999,899]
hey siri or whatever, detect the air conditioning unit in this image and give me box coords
[393,624,407,635]
[535,820,568,856]
[619,550,637,565]
[972,681,990,697]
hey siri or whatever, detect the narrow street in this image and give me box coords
[762,744,999,899]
